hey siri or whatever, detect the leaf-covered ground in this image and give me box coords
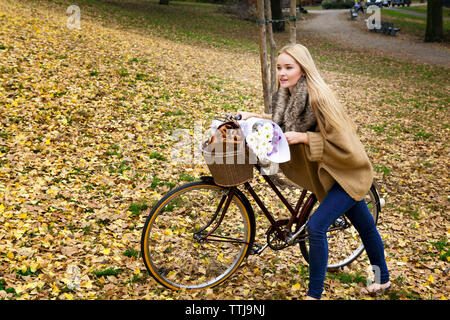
[0,0,448,300]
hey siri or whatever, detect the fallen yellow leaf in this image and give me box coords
[30,262,39,273]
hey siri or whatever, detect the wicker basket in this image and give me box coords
[201,139,254,187]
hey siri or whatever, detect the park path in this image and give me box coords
[298,9,450,67]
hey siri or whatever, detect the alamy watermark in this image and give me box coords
[366,5,381,30]
[66,5,81,30]
[366,264,382,286]
[65,264,81,290]
[170,120,257,165]
[170,120,279,175]
[170,121,205,165]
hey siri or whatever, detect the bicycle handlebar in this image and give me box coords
[225,113,242,121]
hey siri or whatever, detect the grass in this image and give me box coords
[149,151,167,161]
[122,248,140,258]
[0,279,16,295]
[128,201,149,217]
[92,267,123,278]
[303,5,323,11]
[396,5,450,18]
[327,271,367,285]
[50,0,259,52]
[310,41,448,85]
[21,0,450,87]
[380,8,450,39]
[430,238,449,262]
[2,0,449,301]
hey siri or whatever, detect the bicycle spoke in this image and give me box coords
[196,233,251,244]
[142,182,252,289]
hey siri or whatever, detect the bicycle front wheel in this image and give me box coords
[141,180,255,290]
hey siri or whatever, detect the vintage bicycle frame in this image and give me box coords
[195,164,322,251]
[196,114,354,251]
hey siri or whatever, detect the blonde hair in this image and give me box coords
[277,43,356,132]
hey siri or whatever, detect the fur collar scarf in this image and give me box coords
[271,76,317,133]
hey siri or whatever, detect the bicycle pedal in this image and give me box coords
[250,243,269,255]
[250,243,262,254]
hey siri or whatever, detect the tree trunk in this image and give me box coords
[425,0,443,42]
[289,0,296,44]
[256,0,271,113]
[271,0,285,32]
[265,0,277,98]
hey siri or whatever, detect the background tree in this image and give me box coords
[271,0,285,32]
[425,0,443,42]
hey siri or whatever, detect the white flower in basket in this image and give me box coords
[209,117,290,165]
[246,122,280,160]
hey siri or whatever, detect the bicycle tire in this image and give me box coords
[141,180,255,290]
[299,183,381,269]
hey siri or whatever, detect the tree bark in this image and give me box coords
[256,0,271,113]
[271,0,285,32]
[289,0,296,44]
[425,0,443,42]
[265,0,277,98]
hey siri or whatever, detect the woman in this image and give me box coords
[237,44,390,300]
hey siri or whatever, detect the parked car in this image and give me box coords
[367,0,383,8]
[392,0,411,7]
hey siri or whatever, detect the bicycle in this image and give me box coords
[141,114,385,290]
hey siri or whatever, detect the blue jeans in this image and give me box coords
[306,183,390,299]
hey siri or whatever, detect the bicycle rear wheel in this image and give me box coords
[141,180,255,290]
[299,184,381,269]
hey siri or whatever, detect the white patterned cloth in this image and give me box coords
[210,117,290,163]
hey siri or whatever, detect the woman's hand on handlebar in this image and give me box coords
[236,111,259,121]
[284,131,309,145]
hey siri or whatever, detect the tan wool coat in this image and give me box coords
[268,82,374,202]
